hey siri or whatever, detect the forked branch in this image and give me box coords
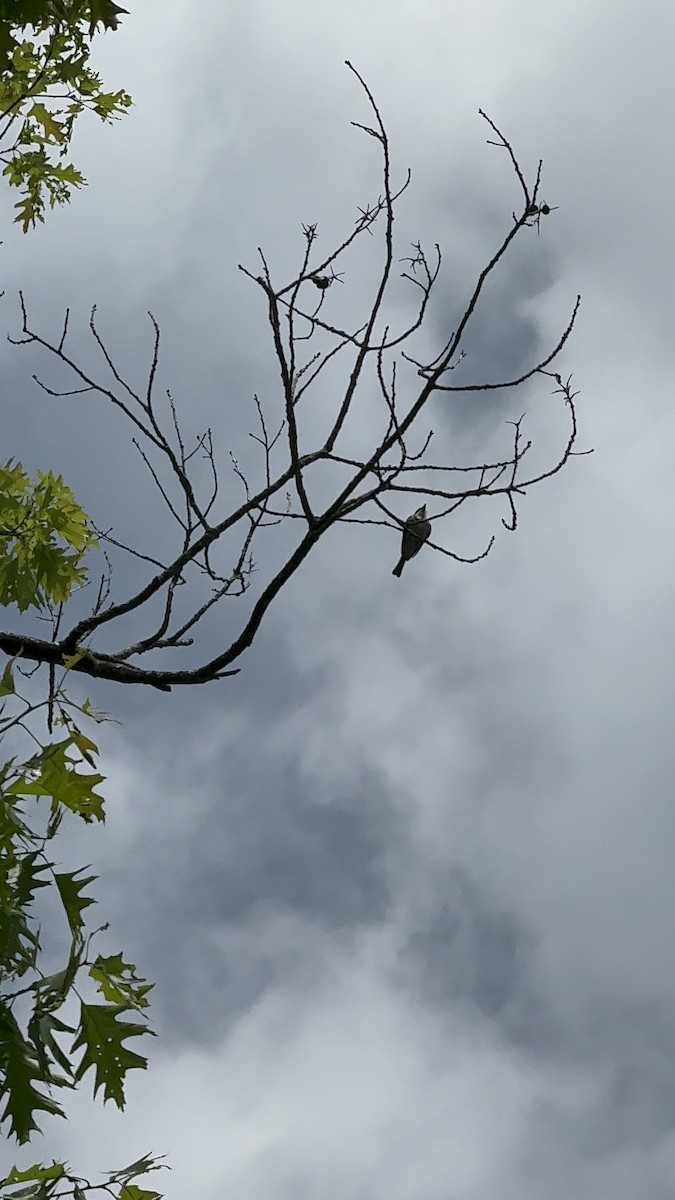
[0,66,586,691]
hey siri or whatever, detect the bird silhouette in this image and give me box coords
[392,504,431,577]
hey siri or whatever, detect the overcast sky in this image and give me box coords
[3,0,675,1197]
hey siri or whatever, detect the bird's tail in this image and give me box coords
[392,558,404,577]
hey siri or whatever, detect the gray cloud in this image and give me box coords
[3,0,675,1197]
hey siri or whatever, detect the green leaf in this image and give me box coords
[11,41,38,73]
[14,851,51,907]
[0,24,18,74]
[0,844,42,977]
[89,953,153,1011]
[68,728,98,766]
[7,738,106,823]
[80,697,117,724]
[118,1186,162,1200]
[61,649,87,669]
[107,1155,165,1184]
[27,102,64,143]
[0,1000,65,1143]
[28,1011,76,1078]
[3,1162,65,1187]
[32,941,82,1010]
[85,0,129,33]
[0,657,16,696]
[72,1003,153,1108]
[54,868,97,936]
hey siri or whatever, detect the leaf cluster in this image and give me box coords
[0,0,131,230]
[0,720,154,1144]
[0,1152,165,1200]
[0,4,128,36]
[0,460,98,612]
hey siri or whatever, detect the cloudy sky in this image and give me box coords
[3,0,675,1196]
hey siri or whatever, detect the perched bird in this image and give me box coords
[392,504,431,577]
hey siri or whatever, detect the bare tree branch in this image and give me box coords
[0,67,587,692]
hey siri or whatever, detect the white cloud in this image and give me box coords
[26,922,607,1200]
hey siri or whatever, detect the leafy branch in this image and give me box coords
[0,658,155,1146]
[1,1151,166,1200]
[0,0,131,230]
